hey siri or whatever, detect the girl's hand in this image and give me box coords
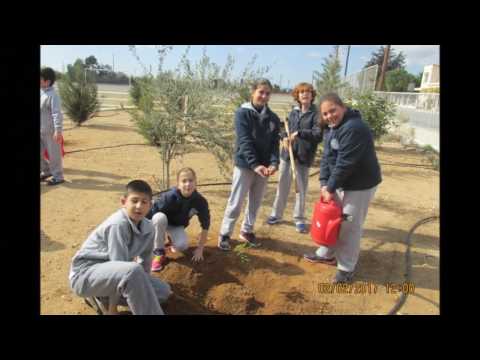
[321,187,333,202]
[267,165,277,176]
[192,247,204,262]
[53,131,63,144]
[254,165,268,177]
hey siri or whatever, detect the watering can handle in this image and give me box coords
[320,194,335,204]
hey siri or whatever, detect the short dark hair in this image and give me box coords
[250,78,273,93]
[318,92,345,108]
[41,67,56,86]
[125,180,152,198]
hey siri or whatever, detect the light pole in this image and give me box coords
[344,45,351,78]
[376,45,391,91]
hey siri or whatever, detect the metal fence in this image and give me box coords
[342,64,379,95]
[374,91,439,112]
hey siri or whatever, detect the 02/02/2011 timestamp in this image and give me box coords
[317,282,379,294]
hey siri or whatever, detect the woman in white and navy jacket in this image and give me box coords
[218,79,281,250]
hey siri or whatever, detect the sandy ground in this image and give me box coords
[40,111,439,315]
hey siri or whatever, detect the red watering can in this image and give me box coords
[310,195,343,247]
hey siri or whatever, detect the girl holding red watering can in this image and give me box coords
[304,93,382,284]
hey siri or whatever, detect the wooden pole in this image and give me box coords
[377,45,391,91]
[183,95,188,133]
[284,118,299,193]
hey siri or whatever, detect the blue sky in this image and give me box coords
[41,45,439,88]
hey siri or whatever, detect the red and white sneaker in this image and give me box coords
[151,254,167,272]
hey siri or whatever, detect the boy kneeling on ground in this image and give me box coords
[69,180,172,315]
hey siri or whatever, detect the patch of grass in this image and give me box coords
[233,243,250,263]
[418,144,439,171]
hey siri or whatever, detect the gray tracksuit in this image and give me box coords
[69,209,172,315]
[220,102,280,236]
[316,109,381,273]
[270,104,323,224]
[40,86,64,180]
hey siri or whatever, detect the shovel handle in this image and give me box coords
[284,118,298,192]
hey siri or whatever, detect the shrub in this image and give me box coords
[57,72,100,126]
[344,91,397,141]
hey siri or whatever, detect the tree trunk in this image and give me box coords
[166,158,170,188]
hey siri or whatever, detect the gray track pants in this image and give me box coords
[315,186,377,272]
[71,261,172,315]
[152,212,189,252]
[40,132,64,180]
[270,158,310,224]
[220,166,269,236]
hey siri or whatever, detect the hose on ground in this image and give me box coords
[387,215,440,315]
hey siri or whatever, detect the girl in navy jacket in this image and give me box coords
[218,79,280,250]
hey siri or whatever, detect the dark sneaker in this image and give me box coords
[333,270,354,284]
[296,223,308,233]
[267,216,281,225]
[218,235,231,251]
[303,253,337,266]
[240,231,261,248]
[46,178,65,186]
[40,173,52,181]
[84,296,108,315]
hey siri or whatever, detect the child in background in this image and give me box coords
[40,67,65,185]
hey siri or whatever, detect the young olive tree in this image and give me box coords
[126,46,272,189]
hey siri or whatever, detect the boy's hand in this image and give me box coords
[289,131,299,143]
[53,131,63,144]
[192,247,204,262]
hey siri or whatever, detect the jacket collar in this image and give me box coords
[241,102,269,116]
[293,103,316,114]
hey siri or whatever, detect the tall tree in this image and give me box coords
[85,55,98,69]
[314,47,348,97]
[364,46,406,71]
[364,46,406,89]
[66,58,86,82]
[385,68,418,92]
[58,60,100,126]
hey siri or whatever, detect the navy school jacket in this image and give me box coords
[280,104,323,167]
[233,102,281,170]
[320,108,382,192]
[146,187,210,230]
